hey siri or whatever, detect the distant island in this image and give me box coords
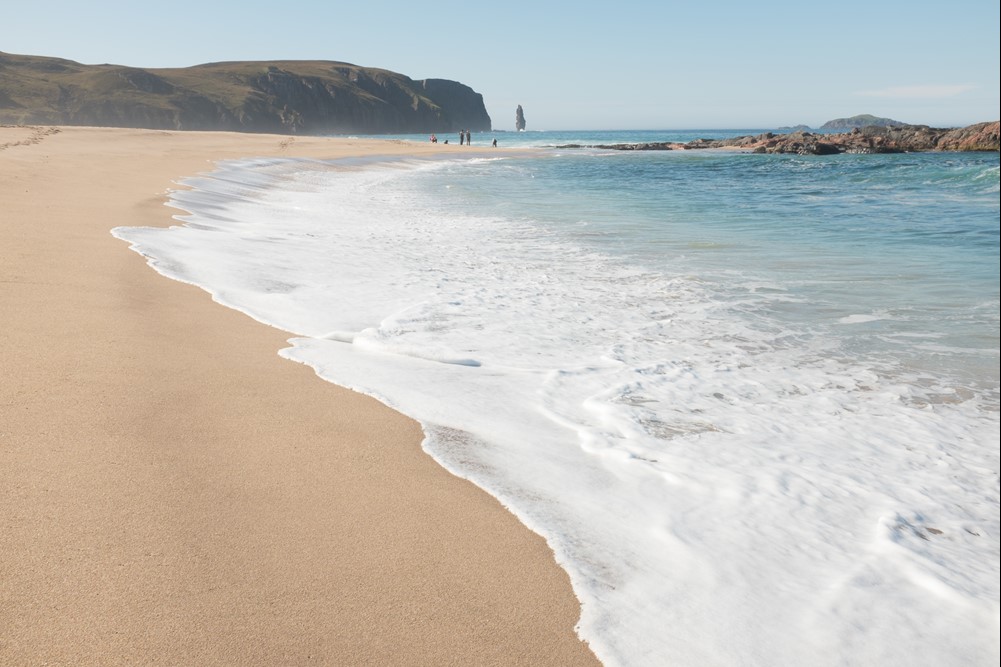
[778,115,907,133]
[820,114,905,131]
[0,52,491,135]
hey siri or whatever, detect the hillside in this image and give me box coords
[0,52,491,134]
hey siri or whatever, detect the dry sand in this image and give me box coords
[0,126,598,666]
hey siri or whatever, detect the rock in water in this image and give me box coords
[515,105,526,131]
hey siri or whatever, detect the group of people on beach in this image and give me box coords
[429,130,472,145]
[428,130,496,147]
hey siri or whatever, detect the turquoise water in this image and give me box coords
[117,133,1000,666]
[400,145,1001,404]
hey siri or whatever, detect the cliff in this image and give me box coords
[0,52,491,134]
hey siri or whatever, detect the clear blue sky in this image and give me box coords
[3,0,998,130]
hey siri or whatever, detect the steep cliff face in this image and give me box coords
[0,52,492,135]
[419,79,491,132]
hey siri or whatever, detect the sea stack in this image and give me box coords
[516,105,526,131]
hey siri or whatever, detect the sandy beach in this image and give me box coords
[0,126,598,665]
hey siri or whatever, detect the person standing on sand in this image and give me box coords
[459,130,465,146]
[467,130,472,146]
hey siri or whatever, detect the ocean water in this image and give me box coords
[113,132,1000,667]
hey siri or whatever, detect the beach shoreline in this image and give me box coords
[0,126,598,665]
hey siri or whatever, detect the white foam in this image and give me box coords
[113,156,1000,667]
[839,312,891,324]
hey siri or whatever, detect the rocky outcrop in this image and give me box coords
[590,142,676,150]
[575,122,999,154]
[515,105,526,131]
[934,121,1000,151]
[708,123,999,154]
[0,51,492,135]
